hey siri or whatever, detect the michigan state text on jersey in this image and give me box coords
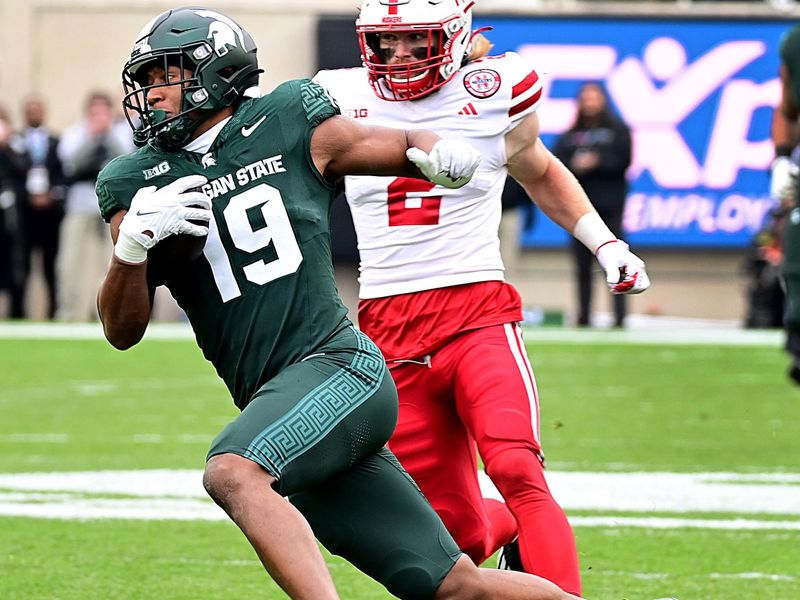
[99,81,350,409]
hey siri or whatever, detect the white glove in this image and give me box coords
[770,156,799,201]
[406,139,481,189]
[114,174,211,264]
[595,240,650,295]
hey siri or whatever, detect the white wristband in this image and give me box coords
[114,230,149,264]
[572,212,616,254]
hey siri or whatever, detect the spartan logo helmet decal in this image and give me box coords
[195,9,247,57]
[207,21,237,56]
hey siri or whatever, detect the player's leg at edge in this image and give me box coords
[203,452,581,600]
[436,556,582,600]
[203,453,340,599]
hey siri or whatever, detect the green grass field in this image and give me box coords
[1,326,798,599]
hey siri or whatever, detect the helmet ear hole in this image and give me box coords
[216,66,238,81]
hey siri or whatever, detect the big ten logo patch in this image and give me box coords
[343,108,370,119]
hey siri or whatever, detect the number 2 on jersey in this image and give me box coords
[388,177,442,226]
[204,183,303,302]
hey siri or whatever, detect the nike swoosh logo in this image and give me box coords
[241,116,267,137]
[136,210,160,217]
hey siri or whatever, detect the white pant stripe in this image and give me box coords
[503,322,540,444]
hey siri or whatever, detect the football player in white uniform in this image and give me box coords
[315,1,650,595]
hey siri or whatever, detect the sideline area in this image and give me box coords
[0,319,784,347]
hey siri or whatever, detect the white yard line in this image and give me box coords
[0,322,194,340]
[0,497,224,521]
[0,322,784,346]
[0,470,798,526]
[546,471,800,515]
[524,328,783,346]
[0,434,71,443]
[477,471,800,515]
[569,516,800,530]
[709,572,797,582]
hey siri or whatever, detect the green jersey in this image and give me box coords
[781,25,800,110]
[97,79,350,409]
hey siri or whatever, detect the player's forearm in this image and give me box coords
[772,109,799,155]
[97,259,153,350]
[405,129,440,154]
[519,153,596,232]
[403,129,443,179]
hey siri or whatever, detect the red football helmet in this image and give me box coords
[356,0,474,101]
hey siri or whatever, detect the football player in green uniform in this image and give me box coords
[771,23,800,384]
[96,7,580,600]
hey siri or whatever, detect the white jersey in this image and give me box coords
[314,52,543,299]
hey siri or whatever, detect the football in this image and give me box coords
[146,231,207,286]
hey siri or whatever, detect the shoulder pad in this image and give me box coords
[96,147,167,222]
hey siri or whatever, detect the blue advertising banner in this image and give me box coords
[474,17,791,248]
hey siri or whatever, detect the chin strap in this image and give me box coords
[134,109,171,148]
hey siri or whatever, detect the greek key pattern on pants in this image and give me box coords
[244,329,385,472]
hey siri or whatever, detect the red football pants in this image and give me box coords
[387,323,581,596]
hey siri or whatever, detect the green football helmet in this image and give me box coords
[122,7,261,149]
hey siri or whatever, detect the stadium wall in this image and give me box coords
[2,0,799,322]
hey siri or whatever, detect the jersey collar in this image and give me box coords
[182,117,232,154]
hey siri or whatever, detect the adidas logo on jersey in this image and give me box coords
[458,103,478,116]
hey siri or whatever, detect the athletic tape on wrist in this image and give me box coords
[114,231,148,264]
[572,212,616,254]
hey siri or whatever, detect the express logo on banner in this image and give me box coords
[463,69,501,98]
[475,17,789,248]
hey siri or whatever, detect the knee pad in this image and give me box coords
[485,447,550,499]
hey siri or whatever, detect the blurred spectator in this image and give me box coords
[56,91,134,322]
[16,95,66,319]
[743,204,786,328]
[499,176,536,288]
[0,106,29,318]
[553,82,632,327]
